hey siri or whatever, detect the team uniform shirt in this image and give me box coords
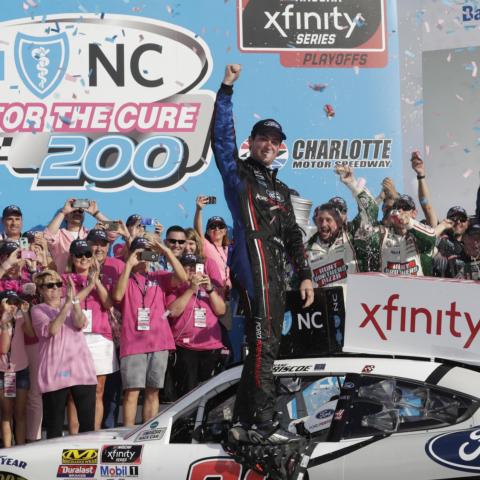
[355,218,436,276]
[119,271,175,358]
[166,285,224,351]
[203,240,232,290]
[307,231,358,288]
[43,227,89,274]
[62,273,112,340]
[0,314,28,372]
[31,301,97,393]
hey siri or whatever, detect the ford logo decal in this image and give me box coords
[426,427,480,473]
[316,409,334,419]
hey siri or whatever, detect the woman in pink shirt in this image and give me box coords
[194,197,232,293]
[0,290,35,447]
[31,270,97,439]
[64,239,116,431]
[167,253,226,396]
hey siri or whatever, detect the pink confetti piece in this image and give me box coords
[425,145,430,156]
[447,53,452,62]
[463,169,473,178]
[22,2,29,11]
[64,73,77,82]
[162,310,170,319]
[253,113,261,119]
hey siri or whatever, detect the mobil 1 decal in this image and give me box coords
[0,14,213,191]
[238,0,388,67]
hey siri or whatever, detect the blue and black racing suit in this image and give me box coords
[212,84,312,424]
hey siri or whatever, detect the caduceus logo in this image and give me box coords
[14,32,69,99]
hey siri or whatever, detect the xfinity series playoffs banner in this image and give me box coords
[0,1,401,229]
[344,274,480,366]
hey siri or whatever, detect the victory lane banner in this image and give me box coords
[238,0,388,67]
[344,274,480,366]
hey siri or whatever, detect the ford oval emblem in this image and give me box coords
[316,409,334,419]
[426,427,480,473]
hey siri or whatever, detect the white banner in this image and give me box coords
[344,273,480,366]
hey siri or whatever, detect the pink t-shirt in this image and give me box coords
[44,226,89,274]
[101,256,124,292]
[166,285,224,351]
[0,314,28,372]
[203,240,231,289]
[119,271,175,358]
[31,301,97,393]
[62,273,112,340]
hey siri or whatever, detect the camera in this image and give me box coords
[21,250,37,260]
[141,217,158,226]
[103,221,120,232]
[140,250,160,262]
[19,237,29,249]
[72,199,90,209]
[205,196,217,205]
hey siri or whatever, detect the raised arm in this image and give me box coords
[411,151,438,227]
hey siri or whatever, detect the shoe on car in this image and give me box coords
[248,420,304,445]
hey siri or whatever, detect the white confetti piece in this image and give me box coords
[455,94,464,102]
[424,21,430,33]
[374,133,385,140]
[425,144,430,156]
[472,61,478,78]
[463,169,473,178]
[356,177,367,189]
[447,53,452,62]
[353,66,360,75]
[253,113,261,119]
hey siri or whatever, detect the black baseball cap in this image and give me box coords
[130,236,150,251]
[393,194,416,211]
[0,241,19,257]
[251,119,286,141]
[126,214,142,227]
[0,290,21,304]
[86,229,109,244]
[180,253,198,266]
[447,206,468,220]
[2,205,22,218]
[69,239,91,256]
[206,216,226,229]
[328,196,348,214]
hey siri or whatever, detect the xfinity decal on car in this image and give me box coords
[426,427,480,473]
[101,445,143,464]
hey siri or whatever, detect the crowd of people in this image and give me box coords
[0,116,478,450]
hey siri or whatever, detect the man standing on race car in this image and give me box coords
[212,64,314,445]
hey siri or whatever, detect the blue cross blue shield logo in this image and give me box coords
[14,32,69,99]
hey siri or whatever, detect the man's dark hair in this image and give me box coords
[166,225,186,237]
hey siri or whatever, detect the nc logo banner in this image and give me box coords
[14,32,69,99]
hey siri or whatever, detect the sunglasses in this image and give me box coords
[394,204,414,212]
[74,251,93,259]
[451,216,468,223]
[167,239,186,245]
[208,224,226,230]
[42,282,63,289]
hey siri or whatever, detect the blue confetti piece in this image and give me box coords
[100,12,105,19]
[405,50,415,58]
[9,85,19,90]
[88,68,93,78]
[105,35,117,43]
[59,115,72,125]
[414,99,424,107]
[464,148,471,154]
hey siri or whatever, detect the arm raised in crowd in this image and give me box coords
[194,196,208,240]
[46,198,76,236]
[411,152,438,228]
[149,239,188,284]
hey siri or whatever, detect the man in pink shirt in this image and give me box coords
[112,236,187,427]
[44,198,110,273]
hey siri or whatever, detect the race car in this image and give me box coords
[1,354,479,480]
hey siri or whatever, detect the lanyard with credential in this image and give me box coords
[131,273,149,308]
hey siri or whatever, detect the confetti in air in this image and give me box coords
[308,83,328,92]
[463,169,473,178]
